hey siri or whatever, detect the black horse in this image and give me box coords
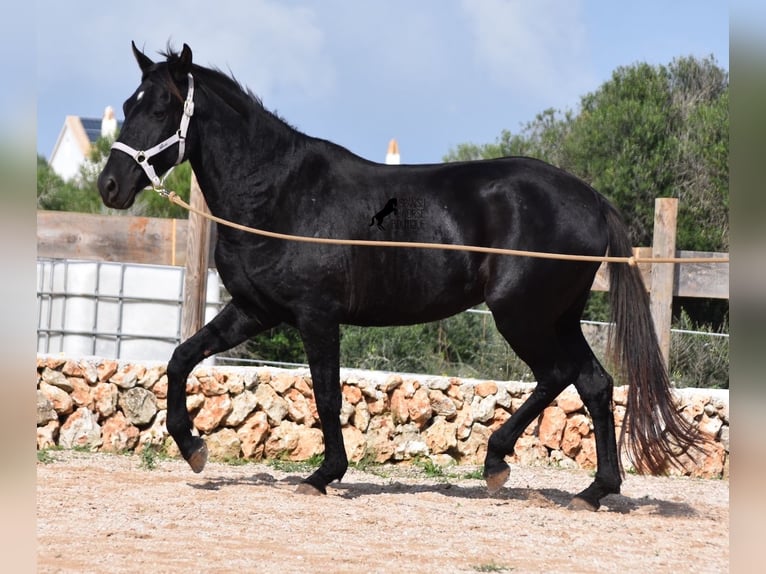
[98,43,699,511]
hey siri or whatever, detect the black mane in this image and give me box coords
[161,46,264,122]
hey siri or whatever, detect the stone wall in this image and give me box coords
[36,355,729,478]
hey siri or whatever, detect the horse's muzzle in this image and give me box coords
[97,169,136,209]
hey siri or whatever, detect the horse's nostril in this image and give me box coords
[98,172,121,206]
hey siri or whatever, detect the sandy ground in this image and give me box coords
[37,450,729,574]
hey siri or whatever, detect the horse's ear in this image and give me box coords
[170,43,193,81]
[131,41,154,73]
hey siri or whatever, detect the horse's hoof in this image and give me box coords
[295,482,326,496]
[187,442,208,473]
[485,467,511,494]
[567,496,599,512]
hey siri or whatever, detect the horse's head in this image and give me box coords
[98,42,196,209]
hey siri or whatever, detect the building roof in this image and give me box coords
[49,110,123,181]
[81,117,106,144]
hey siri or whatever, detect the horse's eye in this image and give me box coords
[151,91,172,120]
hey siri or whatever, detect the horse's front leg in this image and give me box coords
[295,319,347,495]
[166,301,273,472]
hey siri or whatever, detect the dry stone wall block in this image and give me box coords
[35,358,729,478]
[59,407,102,450]
[119,387,158,426]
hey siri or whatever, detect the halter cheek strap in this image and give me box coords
[111,73,195,193]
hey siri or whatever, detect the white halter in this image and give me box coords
[111,73,195,193]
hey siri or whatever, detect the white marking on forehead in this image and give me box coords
[136,90,145,101]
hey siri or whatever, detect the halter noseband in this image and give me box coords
[111,73,195,194]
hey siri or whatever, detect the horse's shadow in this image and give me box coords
[188,472,697,517]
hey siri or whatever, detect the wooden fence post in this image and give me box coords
[180,171,211,341]
[649,197,678,369]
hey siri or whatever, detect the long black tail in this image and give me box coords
[603,201,702,474]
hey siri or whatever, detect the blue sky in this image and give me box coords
[36,0,729,165]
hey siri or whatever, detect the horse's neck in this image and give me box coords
[189,120,299,222]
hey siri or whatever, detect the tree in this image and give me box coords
[37,154,103,213]
[555,56,729,328]
[566,56,728,251]
[444,56,729,253]
[444,108,574,167]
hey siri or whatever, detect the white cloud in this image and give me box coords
[459,0,593,104]
[158,1,336,102]
[38,1,335,104]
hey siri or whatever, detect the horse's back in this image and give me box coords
[328,155,609,325]
[367,155,610,261]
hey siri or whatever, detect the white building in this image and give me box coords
[49,106,120,181]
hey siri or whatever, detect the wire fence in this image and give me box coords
[467,308,729,339]
[217,302,729,389]
[36,259,728,388]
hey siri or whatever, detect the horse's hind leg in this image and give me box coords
[485,312,622,510]
[550,313,622,510]
[568,353,621,511]
[482,324,573,493]
[166,302,273,472]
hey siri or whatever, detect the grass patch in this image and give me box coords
[222,456,250,466]
[37,449,55,464]
[266,453,324,473]
[414,456,446,478]
[349,452,383,473]
[413,458,487,482]
[456,467,484,480]
[472,563,512,572]
[139,444,169,471]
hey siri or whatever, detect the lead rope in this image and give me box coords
[124,71,726,267]
[158,189,729,266]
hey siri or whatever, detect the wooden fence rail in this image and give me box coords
[37,197,729,367]
[36,210,215,268]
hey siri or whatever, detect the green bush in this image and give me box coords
[669,310,729,389]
